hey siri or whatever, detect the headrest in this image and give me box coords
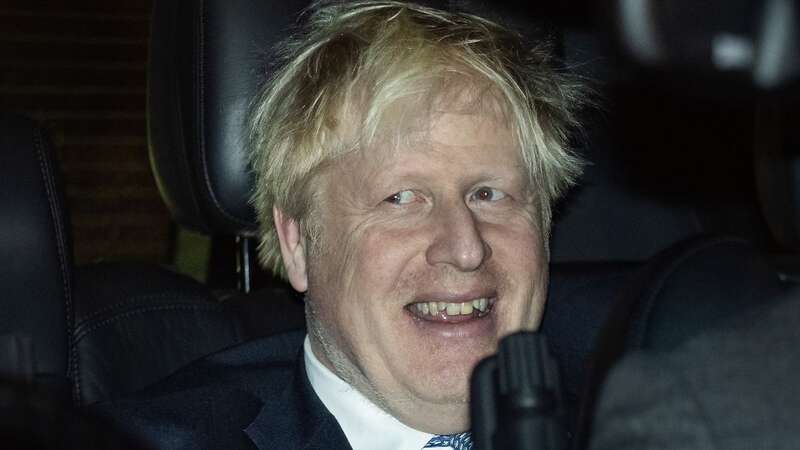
[0,114,72,383]
[148,0,310,236]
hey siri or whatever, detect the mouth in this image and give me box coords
[405,297,496,323]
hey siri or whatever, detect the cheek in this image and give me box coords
[304,220,364,342]
[485,216,545,268]
[514,228,545,271]
[308,220,421,335]
[308,212,370,298]
[350,223,427,293]
[484,222,548,323]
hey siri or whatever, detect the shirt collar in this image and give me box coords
[304,335,446,450]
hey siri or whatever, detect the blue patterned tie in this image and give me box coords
[424,432,473,450]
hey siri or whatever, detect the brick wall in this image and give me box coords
[0,0,172,264]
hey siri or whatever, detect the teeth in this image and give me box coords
[414,298,491,317]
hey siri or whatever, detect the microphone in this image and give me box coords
[470,331,566,450]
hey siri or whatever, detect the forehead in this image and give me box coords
[345,109,524,187]
[426,110,514,152]
[312,83,528,200]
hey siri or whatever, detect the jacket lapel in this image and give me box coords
[245,350,351,450]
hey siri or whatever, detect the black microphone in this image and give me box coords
[470,331,565,450]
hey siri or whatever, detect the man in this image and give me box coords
[98,2,587,449]
[590,290,800,450]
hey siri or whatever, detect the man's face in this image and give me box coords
[277,108,548,433]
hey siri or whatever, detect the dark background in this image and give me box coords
[1,0,170,265]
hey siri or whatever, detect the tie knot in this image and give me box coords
[424,432,473,450]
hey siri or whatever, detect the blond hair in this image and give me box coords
[249,0,588,276]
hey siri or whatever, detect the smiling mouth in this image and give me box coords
[406,297,495,322]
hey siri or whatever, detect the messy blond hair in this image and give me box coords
[249,0,588,276]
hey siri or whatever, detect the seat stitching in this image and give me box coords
[33,127,77,403]
[73,304,228,342]
[76,291,214,324]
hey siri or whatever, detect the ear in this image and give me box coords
[273,207,308,293]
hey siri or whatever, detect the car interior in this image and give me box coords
[1,0,798,448]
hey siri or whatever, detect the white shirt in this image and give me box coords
[304,336,456,450]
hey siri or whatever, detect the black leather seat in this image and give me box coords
[0,113,73,400]
[0,114,250,407]
[0,110,283,410]
[72,262,244,405]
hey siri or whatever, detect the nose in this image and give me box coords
[425,200,491,271]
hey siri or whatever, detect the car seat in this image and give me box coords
[0,113,73,400]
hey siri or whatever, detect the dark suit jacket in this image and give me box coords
[590,290,800,450]
[93,330,352,450]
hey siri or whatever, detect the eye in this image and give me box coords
[384,190,416,205]
[472,187,506,202]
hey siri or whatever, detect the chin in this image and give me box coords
[403,342,492,403]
